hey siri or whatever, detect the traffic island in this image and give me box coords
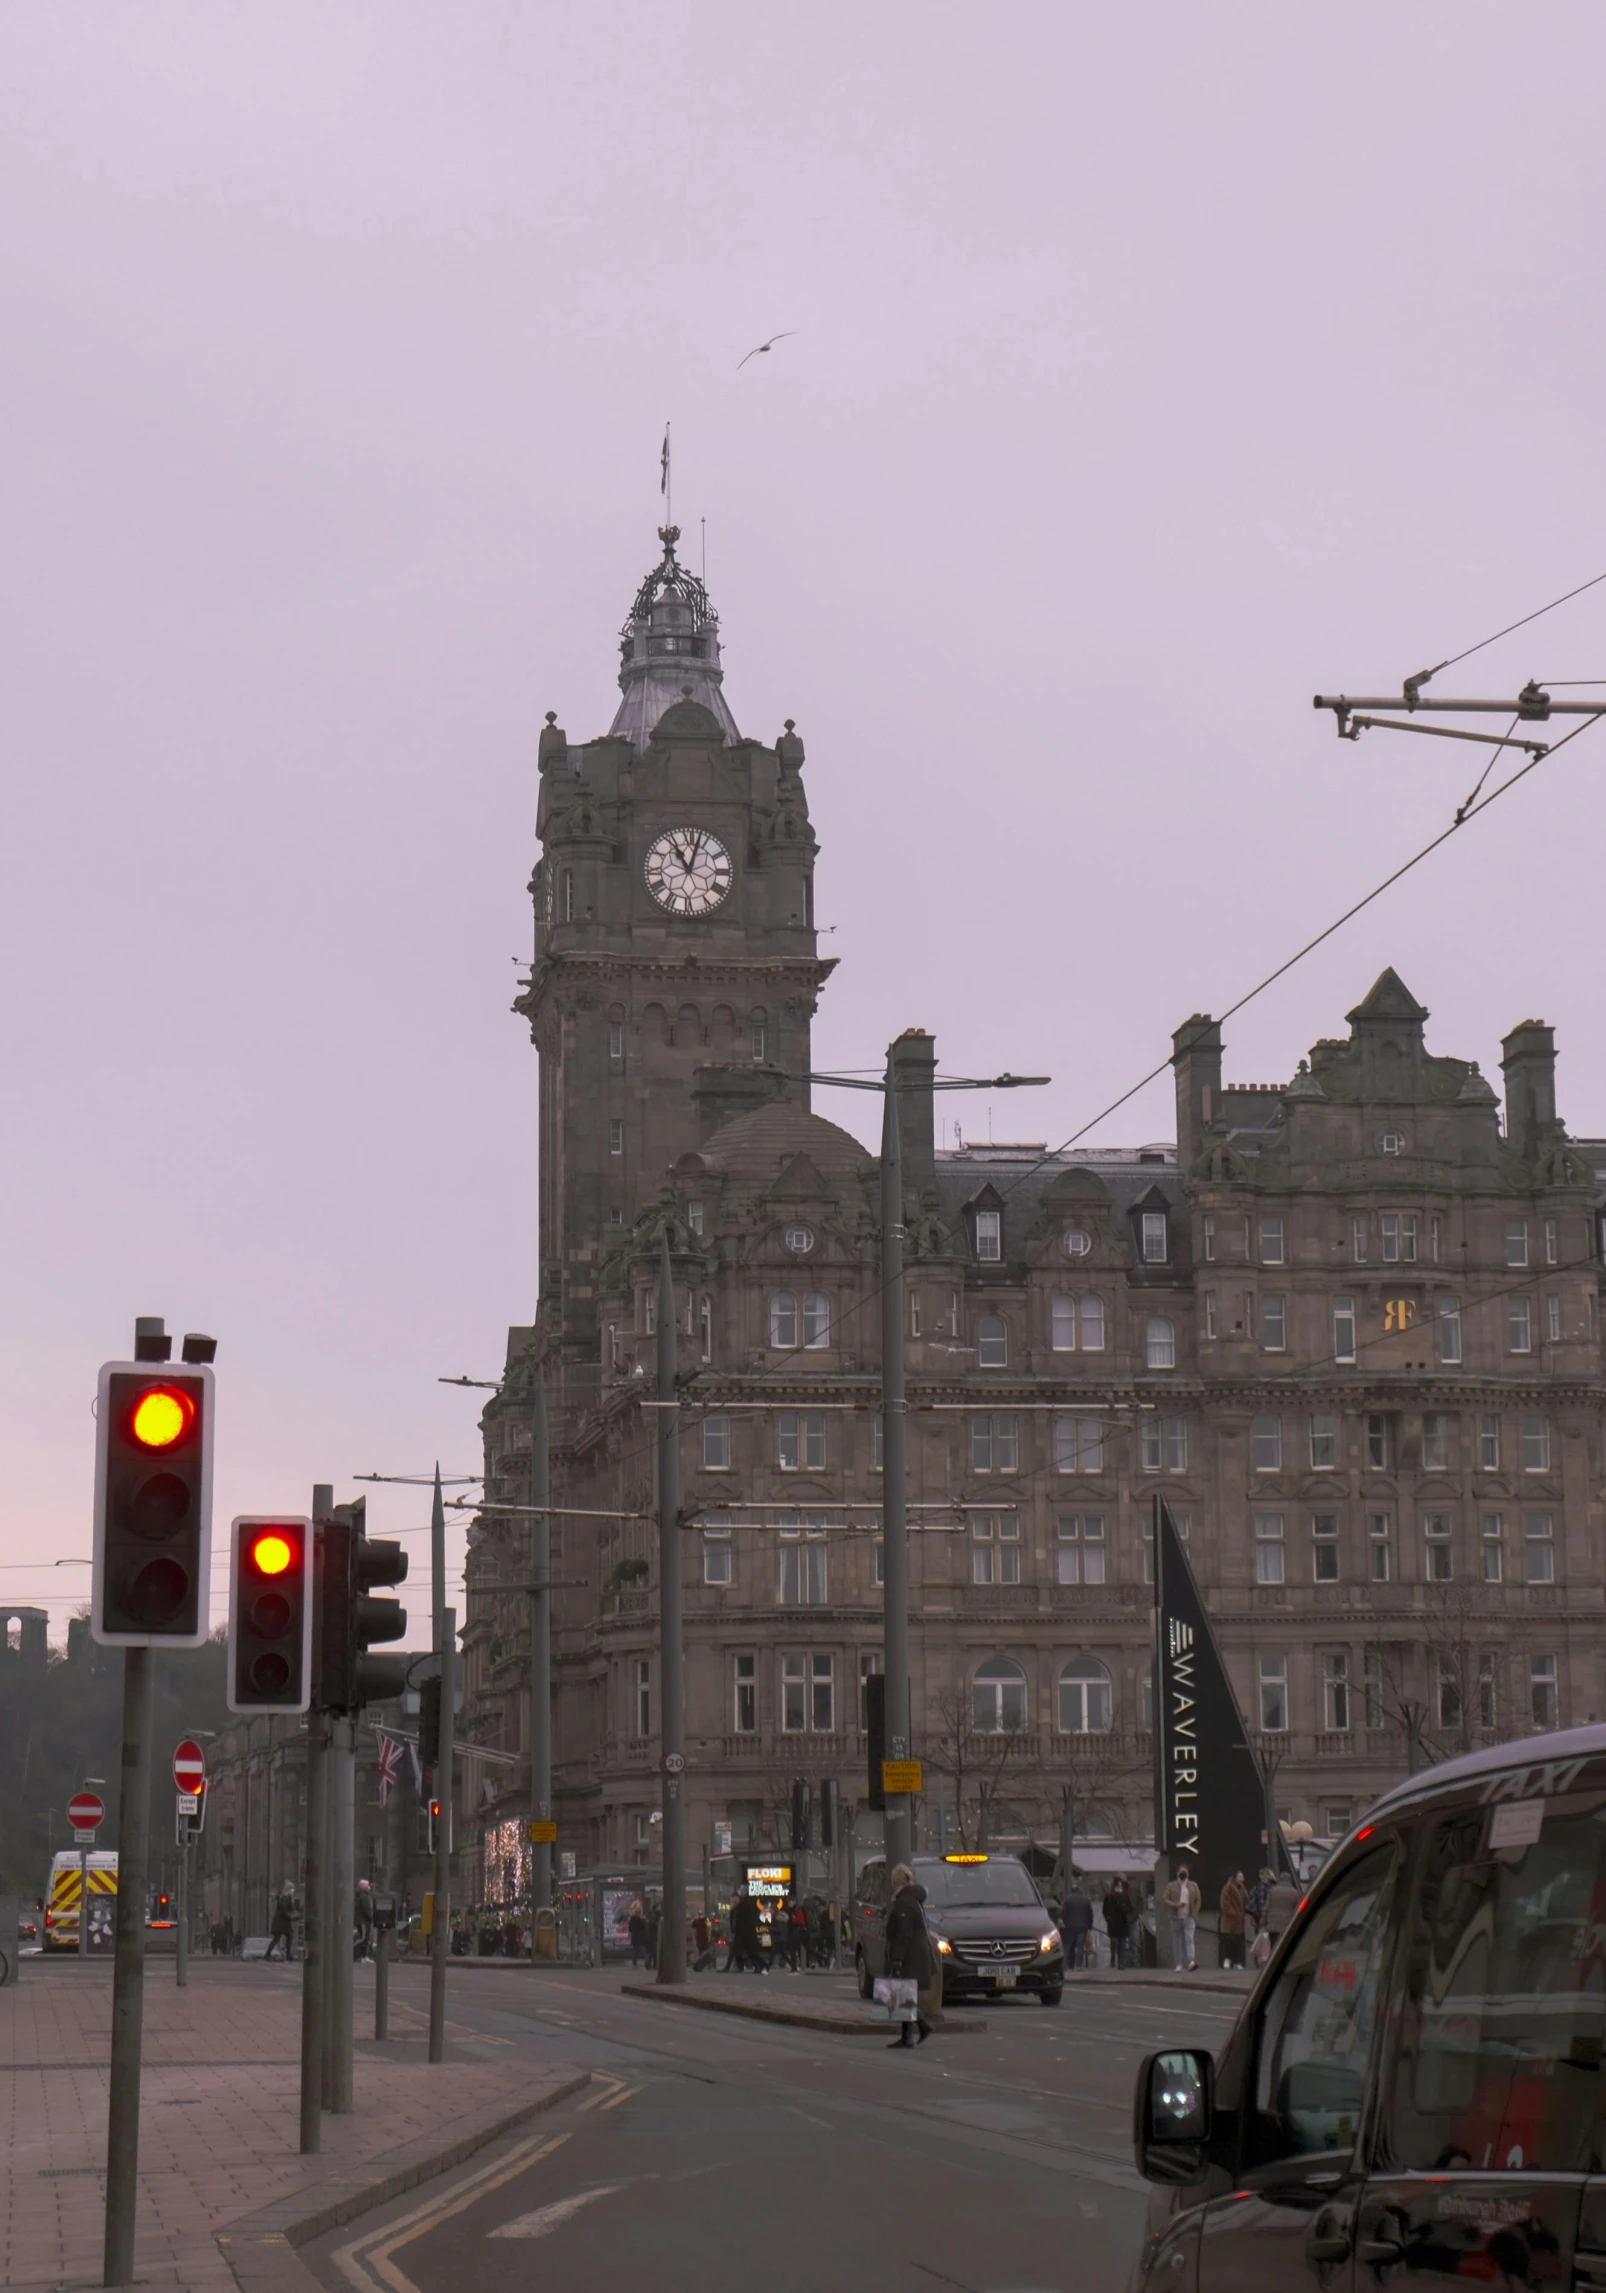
[619,1980,985,2035]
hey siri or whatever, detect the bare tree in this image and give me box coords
[1051,1724,1148,1890]
[1367,1583,1531,1773]
[925,1686,1032,1852]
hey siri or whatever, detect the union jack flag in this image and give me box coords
[375,1734,403,1806]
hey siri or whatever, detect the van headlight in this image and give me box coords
[936,1936,952,1955]
[1040,1931,1060,1953]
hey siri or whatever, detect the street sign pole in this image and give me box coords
[428,1605,455,2063]
[299,1486,332,2156]
[880,1051,913,1873]
[175,1832,187,1990]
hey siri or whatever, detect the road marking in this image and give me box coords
[577,2074,631,2110]
[489,2182,625,2240]
[332,2132,573,2293]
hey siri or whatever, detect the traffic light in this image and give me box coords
[228,1516,313,1713]
[418,1674,441,1769]
[790,1777,812,1852]
[865,1671,887,1811]
[151,1893,172,1926]
[93,1356,214,1645]
[820,1777,839,1850]
[319,1498,409,1713]
[428,1798,441,1853]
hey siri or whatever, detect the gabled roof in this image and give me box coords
[1346,967,1428,1026]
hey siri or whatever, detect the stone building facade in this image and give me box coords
[459,526,1606,1891]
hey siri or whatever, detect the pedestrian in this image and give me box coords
[209,1921,223,1957]
[1218,1871,1248,1969]
[354,1880,374,1963]
[691,1912,715,1971]
[787,1900,808,1971]
[627,1898,646,1967]
[1163,1865,1201,1971]
[1247,1866,1274,1938]
[884,1863,941,2047]
[731,1888,763,1972]
[1102,1877,1134,1970]
[644,1901,661,1970]
[1263,1870,1300,1949]
[266,1888,295,1961]
[1060,1880,1094,1971]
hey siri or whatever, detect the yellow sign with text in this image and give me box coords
[528,1820,558,1844]
[881,1759,924,1795]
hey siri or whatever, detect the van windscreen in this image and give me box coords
[919,1860,1042,1909]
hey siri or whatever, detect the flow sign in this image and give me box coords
[173,1741,206,1795]
[68,1791,105,1833]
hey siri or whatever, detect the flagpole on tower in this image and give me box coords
[660,422,672,528]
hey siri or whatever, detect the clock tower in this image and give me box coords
[516,525,834,1378]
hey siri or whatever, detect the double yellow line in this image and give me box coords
[332,2079,640,2293]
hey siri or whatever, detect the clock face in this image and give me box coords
[644,827,733,916]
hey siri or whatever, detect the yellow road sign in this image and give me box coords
[881,1759,923,1795]
[527,1820,558,1844]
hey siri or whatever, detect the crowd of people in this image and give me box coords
[1159,1862,1301,1972]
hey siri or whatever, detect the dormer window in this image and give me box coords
[687,1202,705,1237]
[1381,1131,1404,1155]
[1063,1227,1091,1258]
[974,1209,1002,1262]
[1140,1210,1168,1264]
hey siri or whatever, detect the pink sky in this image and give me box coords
[5,4,1605,1633]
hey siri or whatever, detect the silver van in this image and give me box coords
[1130,1721,1606,2293]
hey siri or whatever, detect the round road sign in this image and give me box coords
[662,1752,685,1775]
[68,1791,105,1831]
[173,1740,206,1795]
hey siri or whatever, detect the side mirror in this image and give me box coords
[1134,2049,1214,2184]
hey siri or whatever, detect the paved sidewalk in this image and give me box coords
[0,1960,579,2293]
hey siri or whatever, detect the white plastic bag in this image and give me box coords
[871,1975,919,2022]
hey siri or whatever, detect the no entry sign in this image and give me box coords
[68,1791,105,1833]
[173,1740,206,1795]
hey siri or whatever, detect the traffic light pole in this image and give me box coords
[529,1369,552,1948]
[656,1240,686,1986]
[103,1644,153,2287]
[299,1702,327,2154]
[300,1484,332,2154]
[428,1607,455,2061]
[879,1059,913,1874]
[327,1714,355,2112]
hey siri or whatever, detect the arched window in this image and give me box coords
[802,1293,830,1348]
[972,1656,1028,1734]
[770,1292,798,1349]
[1145,1316,1176,1369]
[1058,1656,1113,1734]
[978,1313,1008,1368]
[1050,1296,1077,1351]
[1080,1297,1106,1351]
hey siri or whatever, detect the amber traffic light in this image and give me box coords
[227,1516,313,1713]
[93,1361,214,1646]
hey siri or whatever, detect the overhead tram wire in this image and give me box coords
[989,708,1606,1210]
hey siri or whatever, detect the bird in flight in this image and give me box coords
[737,332,796,369]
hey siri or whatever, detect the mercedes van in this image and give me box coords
[1129,1721,1606,2293]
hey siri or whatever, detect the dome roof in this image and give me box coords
[698,1099,872,1187]
[608,525,741,751]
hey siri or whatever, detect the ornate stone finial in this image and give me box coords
[777,718,805,772]
[545,710,556,725]
[658,524,681,556]
[784,718,795,733]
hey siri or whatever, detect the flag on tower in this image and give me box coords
[660,424,670,496]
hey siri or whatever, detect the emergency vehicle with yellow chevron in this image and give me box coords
[43,1852,117,1951]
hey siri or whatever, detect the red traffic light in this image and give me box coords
[249,1530,296,1577]
[129,1386,195,1450]
[227,1516,312,1715]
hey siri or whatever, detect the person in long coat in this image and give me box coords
[1218,1871,1248,1969]
[883,1864,941,2047]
